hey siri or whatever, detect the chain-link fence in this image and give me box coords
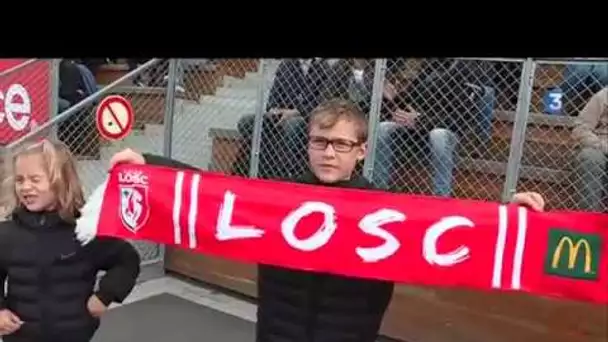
[520,59,608,212]
[169,59,265,176]
[2,57,607,270]
[162,57,608,214]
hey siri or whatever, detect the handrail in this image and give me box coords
[534,58,608,65]
[0,59,43,79]
[457,57,526,63]
[6,58,162,151]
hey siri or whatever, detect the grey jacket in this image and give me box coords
[572,87,608,153]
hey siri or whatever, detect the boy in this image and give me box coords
[109,98,545,342]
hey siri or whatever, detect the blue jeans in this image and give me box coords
[58,98,71,113]
[560,63,608,109]
[477,86,497,144]
[371,86,496,197]
[372,122,458,197]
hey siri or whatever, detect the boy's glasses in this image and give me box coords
[308,136,361,153]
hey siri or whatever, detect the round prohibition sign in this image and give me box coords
[95,95,134,141]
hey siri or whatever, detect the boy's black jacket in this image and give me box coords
[0,207,141,342]
[142,153,394,342]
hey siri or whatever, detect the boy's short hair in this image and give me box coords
[308,98,368,142]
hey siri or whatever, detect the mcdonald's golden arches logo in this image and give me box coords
[545,228,601,280]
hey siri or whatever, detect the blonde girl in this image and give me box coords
[0,139,140,342]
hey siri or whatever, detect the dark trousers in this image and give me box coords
[233,114,307,180]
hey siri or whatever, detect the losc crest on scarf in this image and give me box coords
[75,164,608,305]
[117,170,151,233]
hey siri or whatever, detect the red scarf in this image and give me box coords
[88,164,608,305]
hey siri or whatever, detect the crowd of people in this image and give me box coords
[233,58,608,210]
[54,57,608,211]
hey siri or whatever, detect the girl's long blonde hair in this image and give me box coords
[1,139,85,223]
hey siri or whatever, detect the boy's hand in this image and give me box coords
[109,148,145,170]
[0,309,23,335]
[512,192,545,212]
[87,295,108,318]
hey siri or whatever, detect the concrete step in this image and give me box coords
[100,132,163,161]
[144,123,165,138]
[171,108,232,169]
[180,101,257,130]
[220,60,280,91]
[198,96,258,110]
[142,123,214,171]
[167,99,259,170]
[222,75,249,88]
[222,74,262,89]
[215,87,258,100]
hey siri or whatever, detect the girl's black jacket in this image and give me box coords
[0,207,141,342]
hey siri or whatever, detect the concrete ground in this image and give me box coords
[92,276,258,341]
[0,276,258,342]
[1,275,399,341]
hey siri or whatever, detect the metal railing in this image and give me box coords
[6,58,162,151]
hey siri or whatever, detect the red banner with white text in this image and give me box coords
[0,59,51,144]
[96,164,608,305]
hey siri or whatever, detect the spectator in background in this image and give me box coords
[128,58,186,92]
[372,58,496,196]
[492,61,521,110]
[235,58,336,179]
[57,60,99,158]
[571,87,608,212]
[325,59,377,114]
[560,62,608,115]
[58,98,71,113]
[58,59,88,109]
[323,58,401,176]
[127,58,151,87]
[78,59,106,77]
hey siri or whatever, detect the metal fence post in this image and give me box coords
[363,58,388,179]
[156,58,180,271]
[163,59,179,159]
[248,59,268,178]
[501,58,536,202]
[48,59,61,140]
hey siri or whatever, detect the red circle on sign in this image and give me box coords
[95,95,134,141]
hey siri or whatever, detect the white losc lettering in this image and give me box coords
[118,170,149,185]
[281,201,336,252]
[356,209,405,263]
[215,191,264,241]
[423,216,474,267]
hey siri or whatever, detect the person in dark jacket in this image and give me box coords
[108,98,546,342]
[57,59,100,158]
[0,139,141,342]
[235,58,336,180]
[371,58,497,196]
